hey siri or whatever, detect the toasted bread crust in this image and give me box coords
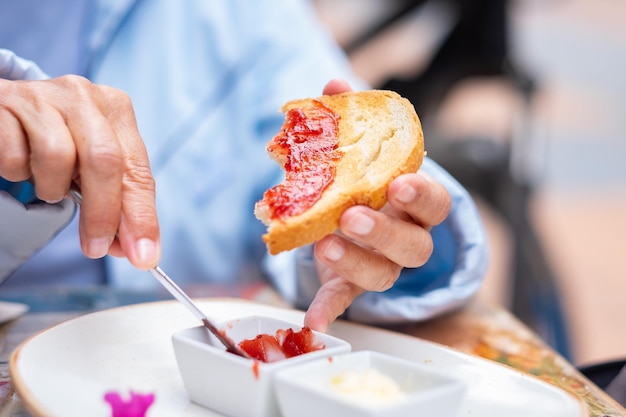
[255,90,424,254]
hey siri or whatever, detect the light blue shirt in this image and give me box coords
[0,0,91,77]
[0,0,489,324]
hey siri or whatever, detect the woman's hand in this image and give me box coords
[304,79,452,331]
[0,75,160,269]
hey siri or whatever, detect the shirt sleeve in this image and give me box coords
[0,48,49,81]
[268,157,489,324]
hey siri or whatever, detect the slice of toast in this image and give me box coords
[255,90,424,255]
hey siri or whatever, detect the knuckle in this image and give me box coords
[129,204,157,226]
[422,182,452,226]
[125,159,156,192]
[350,252,400,292]
[54,75,95,102]
[370,266,400,292]
[47,75,101,114]
[121,161,157,227]
[0,110,29,179]
[53,76,132,116]
[0,150,29,179]
[371,225,395,248]
[433,189,452,225]
[407,235,434,268]
[30,137,75,167]
[99,85,135,114]
[84,141,125,173]
[112,89,134,111]
[56,74,91,89]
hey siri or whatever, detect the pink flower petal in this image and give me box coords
[104,390,155,417]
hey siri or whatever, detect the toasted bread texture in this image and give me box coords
[255,90,424,254]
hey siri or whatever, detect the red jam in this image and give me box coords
[263,100,341,220]
[238,327,325,363]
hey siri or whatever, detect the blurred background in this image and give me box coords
[312,0,626,368]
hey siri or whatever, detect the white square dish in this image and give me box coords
[274,350,468,417]
[171,315,351,417]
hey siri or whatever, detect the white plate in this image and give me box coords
[10,299,585,417]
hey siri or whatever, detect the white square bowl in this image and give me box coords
[274,350,468,417]
[171,315,351,417]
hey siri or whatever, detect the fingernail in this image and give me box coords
[347,212,375,235]
[324,239,345,261]
[86,237,113,259]
[136,238,158,265]
[396,183,417,203]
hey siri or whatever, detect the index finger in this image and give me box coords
[303,275,364,332]
[98,85,160,269]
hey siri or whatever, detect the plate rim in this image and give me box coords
[8,298,587,417]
